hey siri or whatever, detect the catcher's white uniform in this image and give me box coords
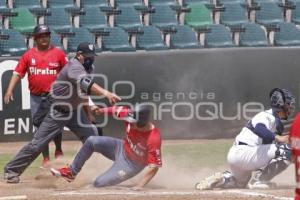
[227,109,278,185]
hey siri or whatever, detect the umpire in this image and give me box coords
[4,42,121,183]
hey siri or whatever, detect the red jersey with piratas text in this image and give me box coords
[14,45,67,95]
[98,106,162,167]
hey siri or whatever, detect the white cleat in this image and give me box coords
[248,181,277,190]
[195,172,224,190]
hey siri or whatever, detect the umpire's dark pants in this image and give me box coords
[4,108,97,179]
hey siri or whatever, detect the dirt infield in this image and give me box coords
[0,140,295,200]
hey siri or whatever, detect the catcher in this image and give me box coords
[195,88,294,190]
[51,104,162,190]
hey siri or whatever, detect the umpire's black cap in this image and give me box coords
[33,24,51,36]
[77,42,97,57]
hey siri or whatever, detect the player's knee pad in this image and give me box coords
[275,143,292,163]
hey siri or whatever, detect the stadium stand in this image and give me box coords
[220,3,249,28]
[0,29,27,56]
[1,0,300,53]
[44,7,72,33]
[255,2,284,26]
[150,4,178,29]
[184,3,213,28]
[204,24,236,48]
[10,8,36,33]
[101,27,135,51]
[239,23,268,47]
[115,0,145,7]
[170,25,201,49]
[80,0,109,8]
[114,5,143,30]
[80,7,108,31]
[13,0,42,9]
[51,32,64,49]
[273,22,300,46]
[136,25,168,50]
[47,0,76,9]
[291,1,300,24]
[67,27,99,52]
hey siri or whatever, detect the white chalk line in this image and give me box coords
[52,189,293,199]
[0,195,27,200]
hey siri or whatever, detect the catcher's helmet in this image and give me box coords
[270,88,295,118]
[33,24,51,36]
[123,104,152,128]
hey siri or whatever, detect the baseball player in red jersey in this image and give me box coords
[51,104,162,190]
[4,24,67,168]
[290,113,300,200]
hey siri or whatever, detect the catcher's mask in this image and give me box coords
[270,88,295,119]
[123,104,152,128]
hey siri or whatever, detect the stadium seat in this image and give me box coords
[115,5,142,30]
[170,25,200,49]
[44,7,72,33]
[204,24,236,48]
[67,27,99,53]
[239,23,268,47]
[102,27,135,52]
[13,0,42,9]
[115,0,145,7]
[80,0,109,8]
[255,2,284,26]
[273,22,300,46]
[184,3,213,28]
[216,0,245,4]
[291,2,300,25]
[0,29,27,56]
[149,0,178,6]
[47,0,76,8]
[51,32,64,49]
[220,3,248,28]
[183,0,212,6]
[136,26,168,50]
[10,8,36,33]
[80,7,107,31]
[150,4,178,29]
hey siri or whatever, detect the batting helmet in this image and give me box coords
[33,24,51,36]
[123,104,152,128]
[270,88,295,118]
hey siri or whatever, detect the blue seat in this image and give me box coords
[67,27,99,52]
[80,0,109,8]
[274,22,300,46]
[136,26,168,50]
[80,7,107,31]
[13,0,42,8]
[45,7,72,33]
[47,0,76,8]
[0,29,27,56]
[51,32,64,50]
[102,27,135,52]
[220,3,248,27]
[170,25,200,49]
[239,23,268,47]
[204,24,236,48]
[115,5,142,30]
[291,2,300,25]
[150,4,178,29]
[255,2,284,26]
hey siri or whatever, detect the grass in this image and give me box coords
[162,140,232,169]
